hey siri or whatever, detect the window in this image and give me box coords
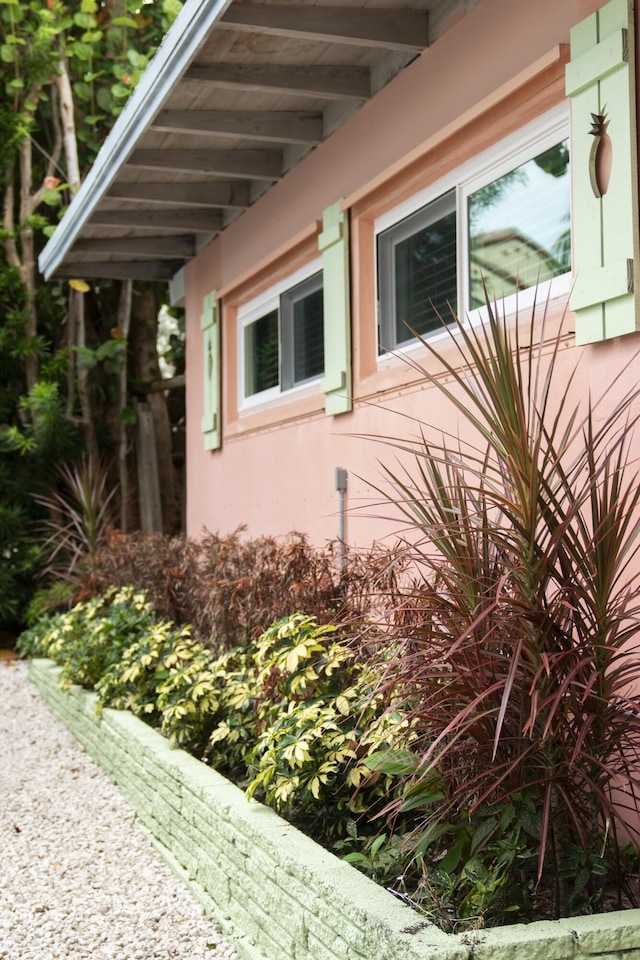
[280,273,324,390]
[466,140,571,310]
[378,190,457,346]
[245,309,279,396]
[240,262,324,405]
[377,109,571,352]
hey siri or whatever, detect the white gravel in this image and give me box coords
[0,659,241,960]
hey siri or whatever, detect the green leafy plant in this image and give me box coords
[73,338,127,374]
[154,638,223,753]
[366,294,640,919]
[0,0,185,581]
[245,614,409,838]
[95,620,195,722]
[203,646,258,780]
[17,586,156,688]
[334,822,406,888]
[24,579,79,624]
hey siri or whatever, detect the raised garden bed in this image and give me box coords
[30,658,640,960]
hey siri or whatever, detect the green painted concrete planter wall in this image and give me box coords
[30,658,640,960]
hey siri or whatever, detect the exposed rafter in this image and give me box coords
[183,63,371,100]
[38,0,440,283]
[54,261,182,280]
[127,149,283,180]
[219,4,429,51]
[90,209,223,233]
[107,181,251,208]
[73,236,196,259]
[151,110,324,144]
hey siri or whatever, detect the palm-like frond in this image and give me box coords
[35,456,116,581]
[368,294,640,913]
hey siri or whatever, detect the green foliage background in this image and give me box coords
[0,0,182,629]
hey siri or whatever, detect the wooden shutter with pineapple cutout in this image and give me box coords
[566,0,640,343]
[201,290,221,451]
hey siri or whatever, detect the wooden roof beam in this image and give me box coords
[73,236,195,259]
[220,5,429,52]
[183,63,370,100]
[53,261,182,281]
[107,181,250,208]
[127,148,282,180]
[151,110,323,144]
[90,209,223,234]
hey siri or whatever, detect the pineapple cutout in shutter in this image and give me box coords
[565,0,640,344]
[201,291,221,451]
[589,110,612,198]
[319,201,352,416]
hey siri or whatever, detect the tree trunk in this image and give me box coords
[18,139,38,393]
[73,290,99,462]
[130,286,179,534]
[55,59,80,189]
[117,279,133,531]
[3,79,62,398]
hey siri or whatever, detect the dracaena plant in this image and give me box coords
[35,455,116,583]
[367,293,640,919]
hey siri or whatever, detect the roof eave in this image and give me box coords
[38,0,234,281]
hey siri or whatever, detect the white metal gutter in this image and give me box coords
[38,0,235,280]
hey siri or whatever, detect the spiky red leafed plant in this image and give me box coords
[368,294,640,917]
[35,456,116,583]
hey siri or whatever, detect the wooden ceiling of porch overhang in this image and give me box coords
[53,0,479,282]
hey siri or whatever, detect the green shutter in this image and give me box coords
[318,201,352,415]
[200,290,221,451]
[565,0,640,343]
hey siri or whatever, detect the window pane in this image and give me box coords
[293,287,324,383]
[468,139,570,309]
[245,309,279,397]
[394,208,457,344]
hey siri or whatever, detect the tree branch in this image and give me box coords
[55,59,80,188]
[3,181,20,269]
[31,82,64,210]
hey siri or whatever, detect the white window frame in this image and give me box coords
[375,104,571,360]
[238,257,324,411]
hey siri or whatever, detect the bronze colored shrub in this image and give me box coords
[85,527,406,652]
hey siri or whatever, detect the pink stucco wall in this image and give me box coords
[183,0,629,550]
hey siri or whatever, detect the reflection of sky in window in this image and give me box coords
[469,157,570,256]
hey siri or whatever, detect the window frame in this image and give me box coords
[238,257,324,411]
[280,271,325,391]
[375,104,571,358]
[377,188,457,349]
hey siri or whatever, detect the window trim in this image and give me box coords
[375,104,571,359]
[238,256,323,411]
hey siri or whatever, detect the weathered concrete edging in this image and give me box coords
[29,658,640,960]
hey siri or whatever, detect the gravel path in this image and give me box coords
[0,659,241,960]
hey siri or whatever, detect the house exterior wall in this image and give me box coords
[184,0,639,548]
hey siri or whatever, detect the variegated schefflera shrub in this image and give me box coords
[20,596,411,848]
[243,614,412,840]
[17,587,158,690]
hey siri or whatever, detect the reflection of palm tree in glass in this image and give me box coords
[468,169,525,229]
[534,141,570,179]
[552,216,571,274]
[469,140,570,307]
